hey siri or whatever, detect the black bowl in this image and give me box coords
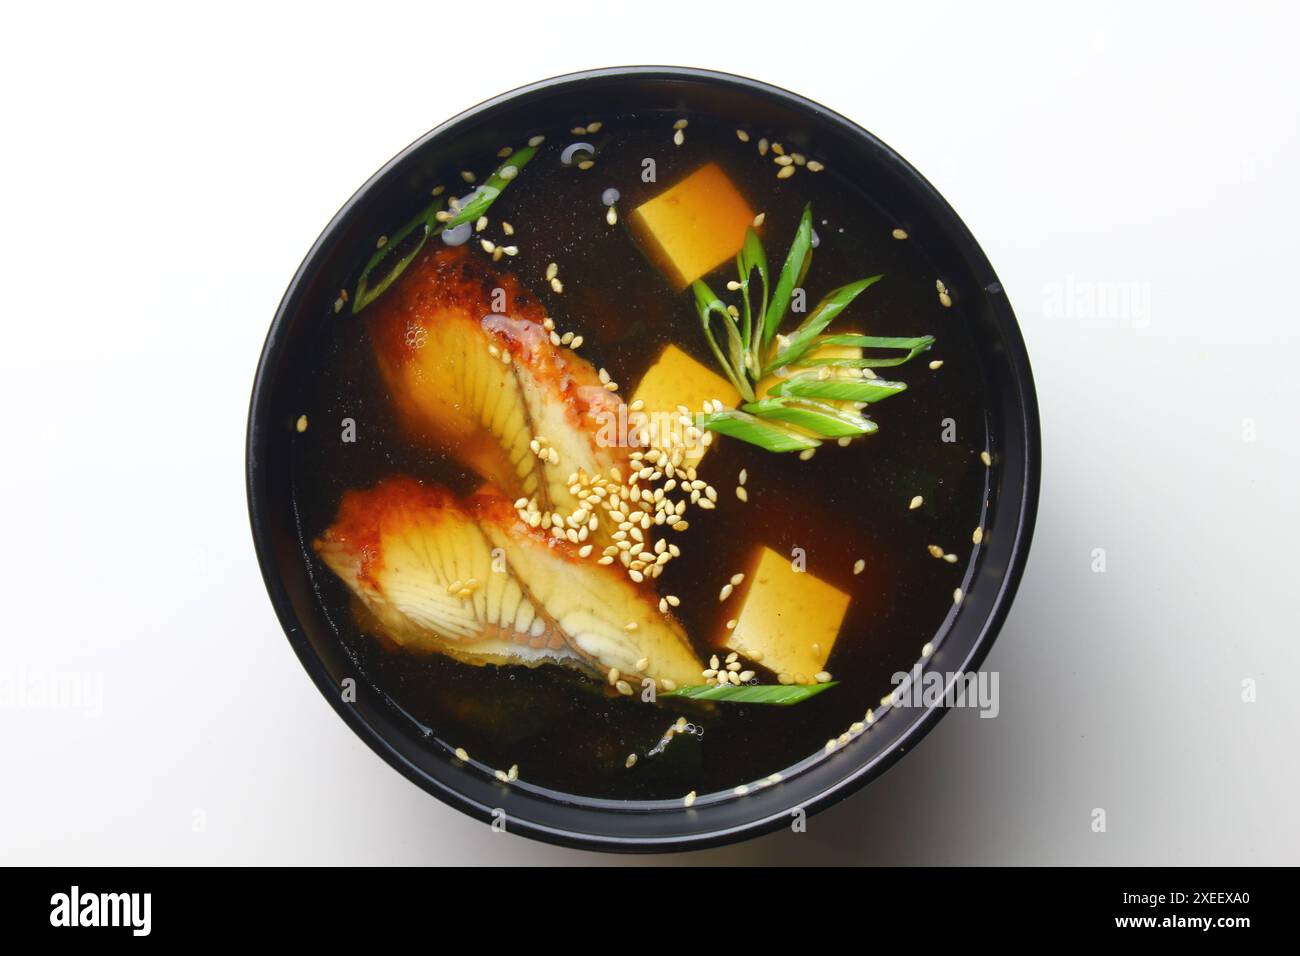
[246,66,1040,853]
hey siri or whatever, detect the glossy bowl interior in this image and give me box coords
[246,66,1040,852]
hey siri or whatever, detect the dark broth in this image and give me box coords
[290,112,992,804]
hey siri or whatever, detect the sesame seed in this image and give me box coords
[475,215,488,231]
[460,170,476,183]
[502,221,514,235]
[578,159,595,170]
[295,414,308,433]
[615,679,633,696]
[807,160,824,172]
[625,753,637,768]
[799,447,816,461]
[431,185,445,196]
[528,134,545,147]
[495,769,508,782]
[972,527,984,544]
[499,165,518,181]
[666,594,680,607]
[376,235,388,249]
[892,227,908,240]
[550,277,564,294]
[776,165,796,180]
[545,262,558,280]
[752,212,765,228]
[921,642,934,658]
[909,495,924,510]
[497,147,513,158]
[480,239,496,254]
[683,790,697,807]
[673,118,688,130]
[587,121,603,133]
[928,544,944,559]
[606,205,617,226]
[736,129,750,142]
[939,291,953,308]
[719,583,734,601]
[454,747,469,762]
[953,588,964,604]
[508,763,519,781]
[980,450,992,467]
[853,558,865,575]
[735,486,748,502]
[774,154,794,166]
[815,671,832,683]
[636,657,649,671]
[607,666,620,685]
[943,553,958,563]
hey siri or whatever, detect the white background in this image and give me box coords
[2,1,1297,865]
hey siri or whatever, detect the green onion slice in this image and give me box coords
[660,682,839,705]
[696,408,820,453]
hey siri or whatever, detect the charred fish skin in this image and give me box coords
[313,478,576,668]
[312,477,703,688]
[365,246,629,516]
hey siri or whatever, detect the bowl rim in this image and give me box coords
[246,65,1041,853]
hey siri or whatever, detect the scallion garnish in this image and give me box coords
[659,682,838,705]
[688,205,934,453]
[352,142,539,313]
[741,397,878,438]
[694,407,820,454]
[768,374,908,404]
[352,198,444,314]
[443,143,539,229]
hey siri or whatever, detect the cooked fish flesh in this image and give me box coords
[366,246,629,518]
[314,477,703,688]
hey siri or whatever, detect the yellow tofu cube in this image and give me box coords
[628,163,755,289]
[724,547,850,683]
[631,344,740,467]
